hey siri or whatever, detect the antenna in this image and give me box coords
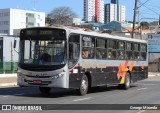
[32,0,38,10]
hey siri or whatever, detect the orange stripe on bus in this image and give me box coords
[129,60,134,71]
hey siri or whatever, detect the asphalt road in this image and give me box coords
[0,76,160,113]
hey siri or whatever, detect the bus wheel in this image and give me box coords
[119,73,130,90]
[39,87,51,94]
[77,75,88,95]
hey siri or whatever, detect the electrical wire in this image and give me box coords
[137,0,149,9]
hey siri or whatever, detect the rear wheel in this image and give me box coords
[39,87,51,94]
[77,75,88,95]
[119,73,130,90]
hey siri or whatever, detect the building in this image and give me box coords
[84,0,104,23]
[0,34,19,73]
[111,0,118,4]
[73,18,83,25]
[104,3,125,24]
[0,8,45,35]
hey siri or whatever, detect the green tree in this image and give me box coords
[45,16,52,25]
[140,21,149,29]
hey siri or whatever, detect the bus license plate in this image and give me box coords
[33,80,42,84]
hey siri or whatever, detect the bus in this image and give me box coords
[16,27,148,95]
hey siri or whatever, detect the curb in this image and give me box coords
[0,74,17,78]
[148,72,160,77]
[0,82,17,87]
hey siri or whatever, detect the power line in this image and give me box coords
[143,5,159,15]
[137,0,149,9]
[144,4,160,9]
[138,0,159,15]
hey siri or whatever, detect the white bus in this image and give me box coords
[16,27,148,95]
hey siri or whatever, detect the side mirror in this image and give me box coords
[13,40,17,48]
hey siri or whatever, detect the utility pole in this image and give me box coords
[159,14,160,25]
[131,0,138,38]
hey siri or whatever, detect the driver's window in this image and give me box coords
[68,34,80,69]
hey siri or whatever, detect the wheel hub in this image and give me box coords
[81,79,87,91]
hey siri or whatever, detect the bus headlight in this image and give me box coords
[53,72,65,79]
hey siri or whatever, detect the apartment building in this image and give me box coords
[0,8,45,35]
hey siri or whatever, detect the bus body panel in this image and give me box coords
[68,59,148,88]
[17,65,69,88]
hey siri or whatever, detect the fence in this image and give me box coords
[0,62,17,74]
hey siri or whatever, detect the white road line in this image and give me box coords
[133,83,157,86]
[3,93,24,97]
[73,97,92,102]
[137,110,146,113]
[137,88,147,91]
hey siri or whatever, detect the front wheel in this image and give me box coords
[39,87,51,95]
[77,75,88,95]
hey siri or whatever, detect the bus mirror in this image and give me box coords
[13,39,17,48]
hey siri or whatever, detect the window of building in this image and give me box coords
[4,30,8,34]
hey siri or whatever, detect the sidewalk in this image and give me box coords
[0,74,17,87]
[0,72,160,87]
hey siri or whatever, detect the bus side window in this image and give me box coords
[82,36,95,59]
[118,41,125,60]
[126,42,133,60]
[108,39,117,59]
[96,38,107,59]
[140,44,147,60]
[133,43,140,60]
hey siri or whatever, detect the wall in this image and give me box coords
[2,36,19,62]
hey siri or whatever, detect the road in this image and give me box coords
[0,76,160,113]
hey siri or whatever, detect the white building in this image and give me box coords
[105,3,125,24]
[0,35,19,62]
[84,0,104,23]
[98,0,104,23]
[0,8,45,35]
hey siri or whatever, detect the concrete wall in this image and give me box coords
[149,63,159,72]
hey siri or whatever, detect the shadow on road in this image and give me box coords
[0,85,137,98]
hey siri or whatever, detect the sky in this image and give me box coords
[0,0,160,22]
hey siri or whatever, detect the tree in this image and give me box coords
[140,21,149,29]
[45,16,52,25]
[47,6,78,26]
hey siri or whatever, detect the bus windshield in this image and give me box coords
[19,39,67,65]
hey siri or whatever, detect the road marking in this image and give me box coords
[137,88,147,91]
[73,97,92,102]
[137,110,146,113]
[133,83,157,86]
[3,93,24,97]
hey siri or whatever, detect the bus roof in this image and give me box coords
[65,28,147,43]
[21,26,147,43]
